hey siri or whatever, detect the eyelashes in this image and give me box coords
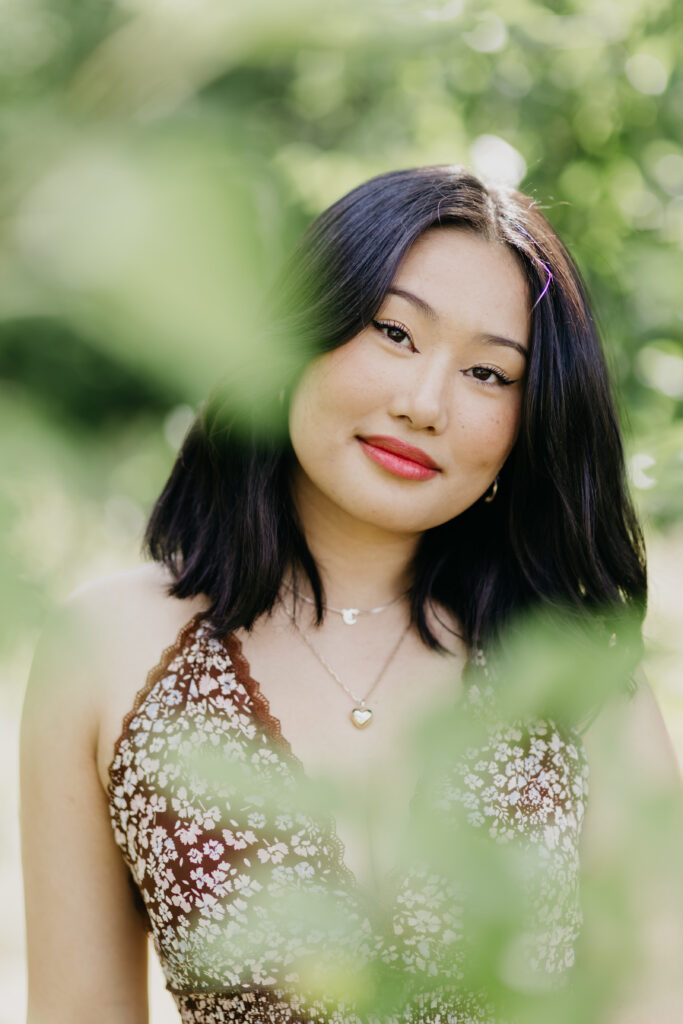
[467,365,516,386]
[371,319,414,348]
[371,319,518,387]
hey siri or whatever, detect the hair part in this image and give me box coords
[146,165,647,661]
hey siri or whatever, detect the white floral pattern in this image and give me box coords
[108,615,589,1023]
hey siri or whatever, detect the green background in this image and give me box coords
[1,1,681,1019]
[1,0,682,640]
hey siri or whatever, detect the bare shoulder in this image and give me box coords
[582,669,681,784]
[580,669,681,869]
[29,562,202,702]
[28,561,210,794]
[18,563,196,1020]
[66,560,193,626]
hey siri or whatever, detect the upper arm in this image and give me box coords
[580,670,680,864]
[616,667,681,780]
[579,671,683,1020]
[20,598,149,1024]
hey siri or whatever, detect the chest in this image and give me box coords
[106,618,588,1003]
[232,617,466,887]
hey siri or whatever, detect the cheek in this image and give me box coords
[288,349,363,452]
[290,343,387,428]
[453,395,522,462]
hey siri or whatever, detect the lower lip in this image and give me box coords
[358,439,439,480]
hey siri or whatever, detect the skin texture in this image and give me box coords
[289,227,530,539]
[20,228,680,1023]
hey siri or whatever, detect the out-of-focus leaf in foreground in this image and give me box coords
[159,606,683,1021]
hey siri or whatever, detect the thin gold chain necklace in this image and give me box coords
[287,612,410,729]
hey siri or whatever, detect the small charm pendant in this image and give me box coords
[351,706,373,729]
[341,608,360,625]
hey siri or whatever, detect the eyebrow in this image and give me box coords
[385,286,528,361]
[387,287,438,320]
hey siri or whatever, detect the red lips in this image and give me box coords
[360,435,440,470]
[357,435,441,481]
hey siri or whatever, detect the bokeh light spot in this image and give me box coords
[470,135,526,187]
[625,54,668,95]
[629,452,657,490]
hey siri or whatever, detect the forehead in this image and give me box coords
[390,227,530,341]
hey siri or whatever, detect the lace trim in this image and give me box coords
[220,630,299,758]
[107,612,357,890]
[106,611,209,933]
[218,629,357,890]
[106,611,207,800]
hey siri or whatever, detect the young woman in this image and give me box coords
[20,166,680,1024]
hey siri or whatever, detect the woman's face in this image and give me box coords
[288,227,530,538]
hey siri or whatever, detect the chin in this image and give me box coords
[343,498,465,536]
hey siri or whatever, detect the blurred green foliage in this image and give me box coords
[143,606,681,1022]
[2,4,682,1019]
[0,0,681,620]
[0,0,679,598]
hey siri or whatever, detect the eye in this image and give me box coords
[466,365,517,386]
[372,319,415,350]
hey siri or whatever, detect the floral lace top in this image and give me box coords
[107,614,589,1024]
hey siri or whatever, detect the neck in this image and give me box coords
[290,470,420,609]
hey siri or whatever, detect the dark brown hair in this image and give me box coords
[146,165,647,656]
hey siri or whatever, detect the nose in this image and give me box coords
[389,356,450,434]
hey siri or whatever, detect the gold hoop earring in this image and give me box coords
[483,476,499,503]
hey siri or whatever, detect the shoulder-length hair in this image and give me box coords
[146,165,647,654]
